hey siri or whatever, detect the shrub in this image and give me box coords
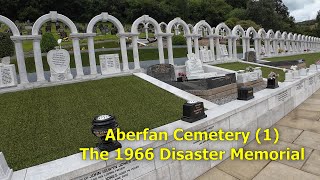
[0,32,14,58]
[172,35,186,45]
[41,33,58,53]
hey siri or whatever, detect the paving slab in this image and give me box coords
[297,103,320,112]
[217,157,270,180]
[287,109,320,121]
[302,150,320,176]
[277,116,320,134]
[253,161,320,180]
[304,98,320,105]
[196,168,238,180]
[270,125,303,143]
[294,131,320,150]
[244,140,312,169]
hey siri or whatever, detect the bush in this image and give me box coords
[0,32,14,58]
[41,33,58,53]
[172,35,186,45]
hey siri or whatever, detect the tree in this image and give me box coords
[40,33,58,53]
[0,33,14,58]
[226,8,247,20]
[225,0,248,9]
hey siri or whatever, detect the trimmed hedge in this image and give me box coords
[172,35,186,45]
[40,33,58,53]
[0,32,14,58]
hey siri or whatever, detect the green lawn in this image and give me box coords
[215,62,285,82]
[0,76,184,170]
[14,48,188,73]
[264,52,320,67]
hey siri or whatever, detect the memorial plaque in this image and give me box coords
[237,87,254,100]
[182,101,207,123]
[0,64,18,88]
[146,64,175,82]
[200,49,210,63]
[74,159,154,180]
[296,82,304,91]
[47,49,73,82]
[99,54,121,75]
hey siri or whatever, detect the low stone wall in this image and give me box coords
[10,70,320,180]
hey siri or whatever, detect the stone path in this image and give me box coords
[197,89,320,180]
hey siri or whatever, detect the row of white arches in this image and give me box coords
[1,11,320,86]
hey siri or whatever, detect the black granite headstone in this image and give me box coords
[147,64,176,82]
[182,101,207,123]
[237,87,254,100]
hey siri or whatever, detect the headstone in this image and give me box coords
[261,45,266,55]
[47,49,73,82]
[0,63,18,88]
[200,49,210,63]
[245,51,256,62]
[237,87,254,100]
[270,44,274,53]
[146,64,175,82]
[0,152,13,180]
[309,64,317,72]
[99,54,121,75]
[185,53,217,80]
[220,44,228,56]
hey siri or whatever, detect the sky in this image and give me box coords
[283,0,320,22]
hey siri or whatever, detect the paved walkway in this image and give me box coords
[197,90,320,180]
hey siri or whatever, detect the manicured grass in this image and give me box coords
[264,52,320,67]
[0,76,185,170]
[14,48,188,73]
[215,62,285,82]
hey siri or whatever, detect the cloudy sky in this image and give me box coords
[283,0,320,22]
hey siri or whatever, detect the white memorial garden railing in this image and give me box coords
[1,11,320,89]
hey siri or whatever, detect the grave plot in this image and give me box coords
[0,76,184,170]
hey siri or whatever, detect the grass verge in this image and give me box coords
[0,76,184,170]
[264,52,320,67]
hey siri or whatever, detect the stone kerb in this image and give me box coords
[10,67,320,180]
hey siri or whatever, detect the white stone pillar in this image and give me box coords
[166,34,174,65]
[185,35,193,55]
[156,34,165,64]
[265,38,271,57]
[174,27,179,35]
[32,37,46,82]
[145,27,148,39]
[71,37,84,78]
[215,35,221,60]
[253,37,260,58]
[118,33,129,71]
[227,37,233,59]
[273,39,278,56]
[241,37,248,59]
[11,38,29,84]
[232,36,237,59]
[132,34,140,69]
[87,36,98,75]
[209,35,215,61]
[193,35,200,59]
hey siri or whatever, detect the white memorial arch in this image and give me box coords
[257,28,267,59]
[215,23,233,60]
[232,25,246,59]
[245,27,258,57]
[193,20,214,59]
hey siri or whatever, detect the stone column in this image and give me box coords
[253,37,260,58]
[185,35,193,55]
[145,27,149,40]
[193,34,200,59]
[71,37,84,78]
[231,36,237,59]
[11,38,29,84]
[265,38,271,57]
[208,35,215,61]
[32,36,46,82]
[131,34,141,69]
[215,35,221,60]
[117,33,130,71]
[273,39,279,56]
[166,33,174,65]
[241,37,249,59]
[174,27,179,35]
[87,35,98,75]
[155,33,165,64]
[227,36,233,59]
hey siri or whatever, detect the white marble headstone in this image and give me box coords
[200,49,210,63]
[186,53,204,74]
[261,46,266,54]
[99,54,121,75]
[220,44,228,56]
[270,44,274,53]
[47,49,73,82]
[0,64,18,88]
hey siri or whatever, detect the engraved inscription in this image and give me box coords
[278,90,289,102]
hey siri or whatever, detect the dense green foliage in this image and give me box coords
[0,32,14,58]
[0,76,184,170]
[172,35,186,45]
[40,33,58,53]
[0,0,297,33]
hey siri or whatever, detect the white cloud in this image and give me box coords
[283,0,320,22]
